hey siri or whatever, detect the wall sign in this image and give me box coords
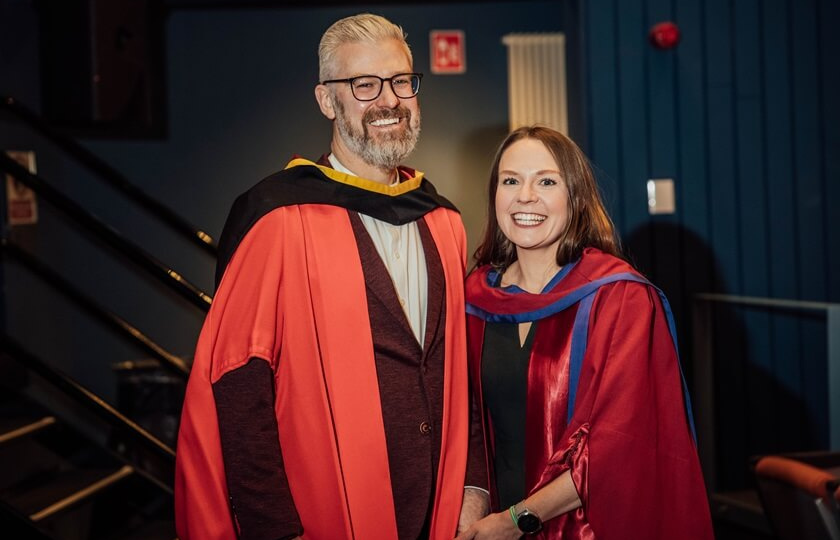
[430,30,466,74]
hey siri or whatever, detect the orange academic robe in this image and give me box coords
[175,159,470,539]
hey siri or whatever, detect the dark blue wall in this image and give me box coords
[84,2,564,254]
[575,0,840,490]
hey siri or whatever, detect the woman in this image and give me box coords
[457,127,713,539]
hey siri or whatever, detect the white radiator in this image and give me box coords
[502,33,568,134]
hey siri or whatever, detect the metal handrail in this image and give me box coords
[1,96,217,257]
[692,292,840,492]
[694,292,838,312]
[0,152,212,312]
[1,239,190,377]
[0,416,56,445]
[30,465,135,522]
[0,335,176,462]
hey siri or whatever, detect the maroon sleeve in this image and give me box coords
[213,357,303,540]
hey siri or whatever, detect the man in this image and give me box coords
[175,13,488,540]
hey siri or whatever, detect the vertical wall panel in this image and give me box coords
[674,0,709,249]
[616,0,650,271]
[763,0,807,450]
[584,0,623,233]
[734,0,767,300]
[792,0,829,447]
[674,0,713,389]
[704,0,740,295]
[792,1,827,302]
[704,0,750,489]
[820,0,840,303]
[646,0,677,181]
[734,0,776,454]
[646,0,685,335]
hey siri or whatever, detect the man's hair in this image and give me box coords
[318,13,412,82]
[473,125,622,270]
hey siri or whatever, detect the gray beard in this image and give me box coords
[333,97,421,170]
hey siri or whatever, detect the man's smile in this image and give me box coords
[369,117,402,127]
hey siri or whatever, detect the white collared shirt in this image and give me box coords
[328,154,428,346]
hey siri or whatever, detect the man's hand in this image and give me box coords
[454,510,521,540]
[457,488,491,535]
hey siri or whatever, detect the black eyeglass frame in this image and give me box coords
[320,73,424,101]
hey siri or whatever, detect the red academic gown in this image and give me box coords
[175,159,471,539]
[465,248,714,539]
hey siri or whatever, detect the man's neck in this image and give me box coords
[330,139,398,185]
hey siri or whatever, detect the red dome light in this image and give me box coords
[649,21,681,49]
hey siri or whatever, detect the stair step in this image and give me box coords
[0,416,56,445]
[6,466,133,521]
[0,359,175,537]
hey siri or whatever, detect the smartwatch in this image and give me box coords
[512,505,543,535]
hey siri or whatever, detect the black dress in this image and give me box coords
[481,320,537,509]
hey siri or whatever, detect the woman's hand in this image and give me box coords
[454,510,521,540]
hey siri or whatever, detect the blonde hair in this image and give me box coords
[318,13,412,81]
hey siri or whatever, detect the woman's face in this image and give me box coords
[495,137,570,257]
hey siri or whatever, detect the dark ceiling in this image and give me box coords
[166,0,490,8]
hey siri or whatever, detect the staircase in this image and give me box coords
[0,397,172,539]
[0,97,216,539]
[0,337,178,540]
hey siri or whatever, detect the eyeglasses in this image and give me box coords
[320,73,423,101]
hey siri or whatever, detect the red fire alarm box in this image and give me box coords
[430,30,466,74]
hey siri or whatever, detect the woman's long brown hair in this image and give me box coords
[473,126,621,270]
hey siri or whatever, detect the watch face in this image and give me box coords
[517,511,542,534]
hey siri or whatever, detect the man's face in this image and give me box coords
[324,38,421,169]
